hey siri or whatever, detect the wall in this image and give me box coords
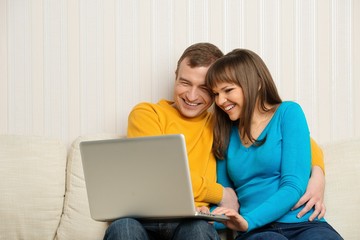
[0,0,359,147]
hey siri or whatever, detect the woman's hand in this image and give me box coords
[212,207,248,232]
[291,166,326,221]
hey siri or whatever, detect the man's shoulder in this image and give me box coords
[132,101,156,109]
[131,99,171,111]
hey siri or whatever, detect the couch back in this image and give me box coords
[322,138,360,240]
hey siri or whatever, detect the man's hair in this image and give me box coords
[175,43,224,78]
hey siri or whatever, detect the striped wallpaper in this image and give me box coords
[0,0,359,148]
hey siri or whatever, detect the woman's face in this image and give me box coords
[212,82,245,121]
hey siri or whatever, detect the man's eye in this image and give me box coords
[201,87,211,92]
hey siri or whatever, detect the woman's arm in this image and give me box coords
[216,158,239,209]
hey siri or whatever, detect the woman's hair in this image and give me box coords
[175,43,224,78]
[205,49,282,160]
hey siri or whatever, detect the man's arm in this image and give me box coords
[310,138,325,173]
[292,138,326,221]
[127,104,163,137]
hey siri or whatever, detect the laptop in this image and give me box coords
[79,134,229,222]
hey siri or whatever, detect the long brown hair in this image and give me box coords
[206,49,282,160]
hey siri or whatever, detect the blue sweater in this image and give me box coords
[215,101,321,232]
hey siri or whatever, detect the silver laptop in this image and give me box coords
[79,134,228,222]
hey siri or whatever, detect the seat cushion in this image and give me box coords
[0,135,67,239]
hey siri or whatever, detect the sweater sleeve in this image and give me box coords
[216,158,234,189]
[127,103,163,137]
[191,174,224,206]
[211,158,235,230]
[310,138,325,173]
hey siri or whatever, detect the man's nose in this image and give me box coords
[186,87,199,101]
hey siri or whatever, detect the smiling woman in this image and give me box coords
[206,48,343,240]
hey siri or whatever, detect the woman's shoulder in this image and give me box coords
[278,101,302,112]
[279,100,300,107]
[276,101,305,119]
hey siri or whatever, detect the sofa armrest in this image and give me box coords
[322,138,360,239]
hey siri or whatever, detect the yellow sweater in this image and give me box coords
[127,99,223,207]
[310,138,325,172]
[127,99,325,207]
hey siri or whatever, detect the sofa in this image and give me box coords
[0,134,359,240]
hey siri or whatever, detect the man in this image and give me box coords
[103,43,326,240]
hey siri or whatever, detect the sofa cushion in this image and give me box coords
[56,134,119,240]
[322,138,360,240]
[0,135,67,239]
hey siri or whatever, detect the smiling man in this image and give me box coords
[103,43,231,240]
[125,44,229,210]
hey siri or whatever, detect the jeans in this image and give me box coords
[235,221,343,240]
[103,218,221,240]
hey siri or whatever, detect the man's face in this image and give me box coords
[173,59,213,118]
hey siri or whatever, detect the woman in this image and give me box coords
[206,49,342,239]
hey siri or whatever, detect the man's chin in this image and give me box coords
[175,101,209,118]
[179,108,205,118]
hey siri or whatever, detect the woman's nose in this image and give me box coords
[216,94,226,106]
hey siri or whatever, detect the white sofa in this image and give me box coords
[0,134,359,240]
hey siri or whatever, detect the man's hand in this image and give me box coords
[292,166,326,221]
[196,206,210,214]
[219,187,239,212]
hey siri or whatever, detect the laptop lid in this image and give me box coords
[80,134,228,222]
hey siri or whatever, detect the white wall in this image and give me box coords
[1,0,359,148]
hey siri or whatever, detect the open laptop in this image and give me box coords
[79,134,229,222]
